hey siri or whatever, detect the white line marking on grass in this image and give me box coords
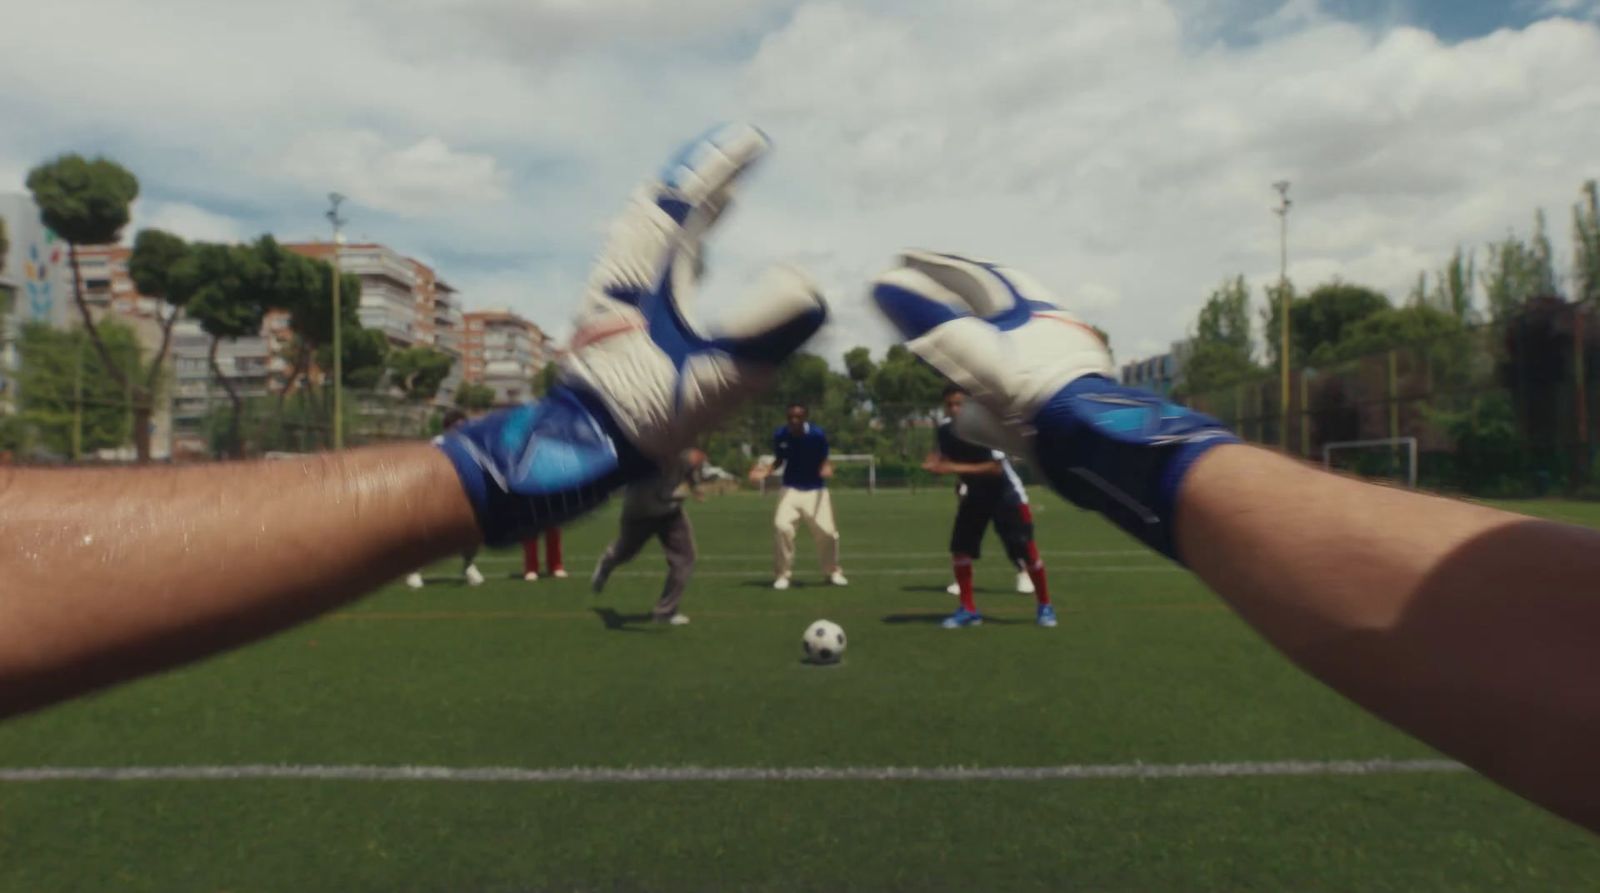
[0,760,1465,784]
[475,550,1152,564]
[594,567,1180,578]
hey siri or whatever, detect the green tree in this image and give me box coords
[1195,275,1252,355]
[321,326,390,390]
[455,381,497,411]
[1574,180,1600,306]
[1484,216,1559,320]
[867,345,944,456]
[1321,304,1464,364]
[0,216,8,277]
[843,346,875,385]
[1294,282,1391,362]
[531,361,559,397]
[26,154,144,454]
[1431,247,1476,321]
[177,242,271,457]
[772,352,835,409]
[1259,279,1297,372]
[1179,275,1261,398]
[124,228,193,457]
[15,320,143,458]
[258,239,361,410]
[388,346,454,403]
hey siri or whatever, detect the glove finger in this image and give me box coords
[871,266,971,341]
[897,250,1023,318]
[710,265,827,363]
[656,123,769,227]
[899,251,1078,334]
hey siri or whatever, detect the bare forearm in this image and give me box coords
[943,460,1002,477]
[0,444,478,717]
[1177,445,1600,829]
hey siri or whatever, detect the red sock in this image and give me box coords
[953,554,976,613]
[523,538,540,576]
[547,527,564,572]
[1024,540,1050,606]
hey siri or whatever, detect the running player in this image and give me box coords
[590,449,707,624]
[748,402,847,589]
[922,385,1054,628]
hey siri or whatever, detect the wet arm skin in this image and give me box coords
[0,445,479,718]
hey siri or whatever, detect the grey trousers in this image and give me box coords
[599,510,697,618]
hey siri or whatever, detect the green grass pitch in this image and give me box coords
[3,490,1599,891]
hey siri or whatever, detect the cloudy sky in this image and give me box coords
[3,0,1598,362]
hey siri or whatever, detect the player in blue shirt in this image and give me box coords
[748,403,847,589]
[923,386,1056,628]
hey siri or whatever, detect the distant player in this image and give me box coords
[748,402,847,590]
[522,528,566,581]
[405,409,486,589]
[590,448,707,625]
[922,385,1055,628]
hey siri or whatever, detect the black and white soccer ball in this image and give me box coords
[803,619,847,664]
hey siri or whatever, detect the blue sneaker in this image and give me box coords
[942,608,983,629]
[1036,604,1059,628]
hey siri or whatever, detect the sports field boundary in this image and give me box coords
[0,759,1467,784]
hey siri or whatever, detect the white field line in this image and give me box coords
[0,759,1465,784]
[471,567,1181,578]
[475,550,1155,564]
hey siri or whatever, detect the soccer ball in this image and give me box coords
[803,619,847,664]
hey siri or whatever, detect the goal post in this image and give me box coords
[1322,437,1418,488]
[831,454,877,494]
[756,453,878,494]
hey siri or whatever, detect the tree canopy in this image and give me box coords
[26,154,139,246]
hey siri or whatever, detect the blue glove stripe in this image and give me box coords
[643,265,705,372]
[1032,376,1239,563]
[872,282,966,339]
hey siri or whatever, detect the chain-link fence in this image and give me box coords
[1186,298,1600,497]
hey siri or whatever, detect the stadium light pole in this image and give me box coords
[1273,181,1293,450]
[326,193,347,451]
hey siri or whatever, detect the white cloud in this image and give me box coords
[3,0,1599,367]
[128,202,248,245]
[1537,0,1600,20]
[272,132,508,217]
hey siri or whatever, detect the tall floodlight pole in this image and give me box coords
[1273,181,1293,449]
[326,193,347,450]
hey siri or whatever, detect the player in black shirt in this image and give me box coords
[922,385,1056,628]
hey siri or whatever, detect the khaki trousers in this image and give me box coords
[773,487,840,578]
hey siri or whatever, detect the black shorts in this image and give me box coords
[950,496,1033,561]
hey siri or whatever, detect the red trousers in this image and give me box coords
[523,528,563,575]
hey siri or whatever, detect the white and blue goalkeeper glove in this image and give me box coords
[439,124,828,545]
[872,251,1238,561]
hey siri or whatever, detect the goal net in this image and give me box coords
[756,453,878,494]
[1322,437,1418,488]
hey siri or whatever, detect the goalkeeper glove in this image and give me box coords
[872,251,1238,561]
[440,123,828,545]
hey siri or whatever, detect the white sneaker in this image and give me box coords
[1016,571,1035,595]
[828,571,849,587]
[524,571,539,582]
[464,565,486,586]
[552,568,569,579]
[946,581,961,596]
[773,576,791,591]
[404,572,424,589]
[657,613,691,626]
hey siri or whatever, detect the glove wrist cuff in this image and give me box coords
[1032,376,1240,562]
[436,386,652,546]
